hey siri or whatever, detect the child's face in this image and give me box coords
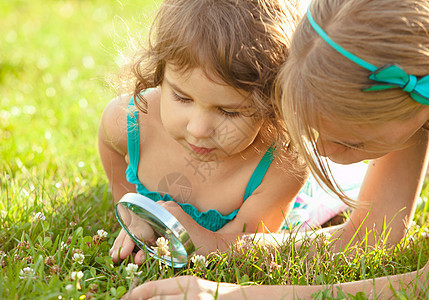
[314,117,426,164]
[160,64,263,162]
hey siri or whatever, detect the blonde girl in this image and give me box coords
[279,0,429,252]
[98,0,306,263]
[125,0,429,298]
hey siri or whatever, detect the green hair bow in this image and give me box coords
[306,8,429,105]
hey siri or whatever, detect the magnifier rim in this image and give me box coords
[115,193,195,265]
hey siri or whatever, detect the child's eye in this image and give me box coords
[172,91,191,103]
[333,142,353,150]
[334,141,364,151]
[218,108,241,118]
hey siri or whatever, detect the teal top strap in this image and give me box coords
[243,144,275,199]
[127,98,140,171]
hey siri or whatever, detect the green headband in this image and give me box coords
[306,8,429,105]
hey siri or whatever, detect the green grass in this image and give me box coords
[1,1,429,299]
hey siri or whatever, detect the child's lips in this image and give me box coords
[188,143,216,154]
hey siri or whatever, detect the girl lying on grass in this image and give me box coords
[98,0,307,263]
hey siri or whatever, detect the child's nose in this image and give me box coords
[186,110,214,139]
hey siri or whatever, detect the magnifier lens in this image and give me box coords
[115,193,194,268]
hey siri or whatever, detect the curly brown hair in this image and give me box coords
[117,0,301,150]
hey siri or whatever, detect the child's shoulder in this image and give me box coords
[98,93,133,155]
[101,93,132,122]
[99,89,162,153]
[101,88,162,127]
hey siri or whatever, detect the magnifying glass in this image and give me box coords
[115,193,195,268]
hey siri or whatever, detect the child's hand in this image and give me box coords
[111,207,159,264]
[110,229,139,264]
[157,201,208,245]
[110,228,153,265]
[157,200,199,231]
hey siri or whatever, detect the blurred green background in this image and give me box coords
[0,0,157,179]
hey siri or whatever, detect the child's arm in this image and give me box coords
[99,95,143,263]
[328,130,429,251]
[98,95,136,203]
[123,261,429,299]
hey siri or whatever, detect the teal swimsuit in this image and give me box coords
[125,97,275,232]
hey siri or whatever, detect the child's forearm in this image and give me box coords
[124,265,429,300]
[325,265,427,299]
[193,231,244,255]
[343,134,429,248]
[234,265,427,299]
[157,201,246,254]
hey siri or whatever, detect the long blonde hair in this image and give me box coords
[119,0,301,147]
[277,0,429,205]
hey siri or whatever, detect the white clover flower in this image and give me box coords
[72,248,83,255]
[420,228,429,238]
[0,250,6,258]
[72,253,84,264]
[20,267,33,274]
[125,263,139,276]
[70,271,84,280]
[97,229,108,238]
[65,284,74,292]
[34,212,46,221]
[60,241,69,251]
[155,237,170,257]
[19,267,33,278]
[191,255,208,269]
[156,237,169,248]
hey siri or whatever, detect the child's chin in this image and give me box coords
[189,151,219,162]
